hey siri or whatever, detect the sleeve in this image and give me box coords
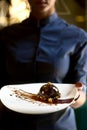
[63,41,87,93]
[73,42,87,92]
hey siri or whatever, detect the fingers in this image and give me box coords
[75,82,83,90]
[74,82,83,101]
[74,94,80,101]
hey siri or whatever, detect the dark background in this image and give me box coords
[56,0,87,31]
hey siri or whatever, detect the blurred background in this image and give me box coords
[56,0,87,31]
[0,0,30,29]
[0,0,87,31]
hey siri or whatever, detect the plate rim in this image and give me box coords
[0,83,78,114]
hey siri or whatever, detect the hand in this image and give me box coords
[71,82,86,109]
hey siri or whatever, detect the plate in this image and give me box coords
[0,83,78,114]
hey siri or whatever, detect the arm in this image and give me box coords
[71,42,87,108]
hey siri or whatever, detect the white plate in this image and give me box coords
[0,83,78,114]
